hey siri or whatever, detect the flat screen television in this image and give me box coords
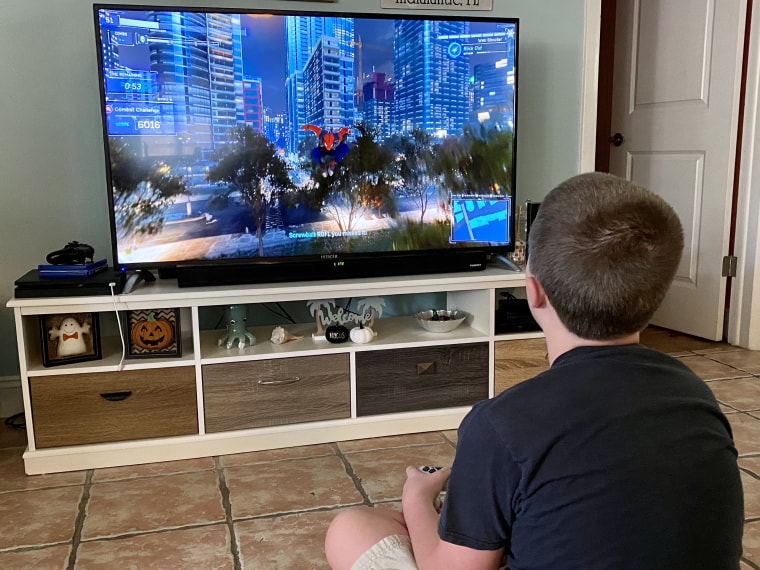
[94,4,518,287]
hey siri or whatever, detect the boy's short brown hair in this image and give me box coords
[527,172,684,340]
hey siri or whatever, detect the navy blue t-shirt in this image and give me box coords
[438,344,744,569]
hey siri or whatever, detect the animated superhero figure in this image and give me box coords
[303,125,350,177]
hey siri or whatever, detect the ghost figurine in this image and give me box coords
[49,317,91,357]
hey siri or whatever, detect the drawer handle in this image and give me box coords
[99,391,133,402]
[257,376,301,386]
[417,362,437,375]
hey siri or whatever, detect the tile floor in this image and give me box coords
[0,327,759,569]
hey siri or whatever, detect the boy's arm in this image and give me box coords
[401,466,505,570]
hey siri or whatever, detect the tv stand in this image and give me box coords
[7,268,546,474]
[122,268,156,294]
[491,254,523,273]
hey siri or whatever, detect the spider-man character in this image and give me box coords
[303,125,350,177]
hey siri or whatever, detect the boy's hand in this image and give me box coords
[402,465,451,507]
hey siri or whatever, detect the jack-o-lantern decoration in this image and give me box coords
[131,311,174,351]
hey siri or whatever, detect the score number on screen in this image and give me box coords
[135,120,162,132]
[105,102,176,136]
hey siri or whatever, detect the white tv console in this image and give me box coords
[8,268,546,475]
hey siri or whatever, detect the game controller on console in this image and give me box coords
[45,241,95,265]
[418,466,449,512]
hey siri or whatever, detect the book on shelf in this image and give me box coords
[38,259,108,278]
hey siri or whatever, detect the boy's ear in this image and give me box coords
[525,274,548,309]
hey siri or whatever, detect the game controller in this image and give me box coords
[419,466,444,474]
[418,466,448,512]
[46,241,95,265]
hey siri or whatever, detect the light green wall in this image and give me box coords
[0,0,587,379]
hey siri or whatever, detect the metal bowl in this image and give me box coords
[413,309,468,333]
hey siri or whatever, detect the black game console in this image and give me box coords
[14,269,126,298]
[495,296,541,334]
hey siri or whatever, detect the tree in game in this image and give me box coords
[108,138,188,239]
[207,126,294,258]
[436,124,514,197]
[319,123,397,247]
[385,129,437,224]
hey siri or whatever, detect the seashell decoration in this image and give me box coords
[270,326,303,344]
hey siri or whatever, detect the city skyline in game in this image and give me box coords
[96,7,517,265]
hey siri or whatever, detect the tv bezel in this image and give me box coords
[93,4,519,285]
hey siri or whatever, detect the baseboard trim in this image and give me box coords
[0,376,23,419]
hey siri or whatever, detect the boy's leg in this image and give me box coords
[325,505,411,570]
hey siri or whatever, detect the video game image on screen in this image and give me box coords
[95,7,518,275]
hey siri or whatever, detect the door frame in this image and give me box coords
[582,0,603,172]
[729,0,760,348]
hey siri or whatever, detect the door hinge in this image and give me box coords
[722,255,738,277]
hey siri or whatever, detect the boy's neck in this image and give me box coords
[545,329,641,366]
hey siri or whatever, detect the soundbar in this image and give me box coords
[175,251,488,288]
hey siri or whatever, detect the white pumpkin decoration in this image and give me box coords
[350,324,375,344]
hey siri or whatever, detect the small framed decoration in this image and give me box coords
[40,312,101,367]
[126,308,181,358]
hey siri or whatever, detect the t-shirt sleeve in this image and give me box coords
[438,401,519,551]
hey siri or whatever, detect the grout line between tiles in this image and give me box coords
[743,556,760,570]
[66,469,93,570]
[331,442,371,505]
[699,353,760,377]
[370,496,402,505]
[215,457,243,570]
[0,541,71,555]
[740,467,760,481]
[335,440,453,454]
[713,372,751,381]
[76,521,230,544]
[218,452,337,470]
[440,431,457,449]
[719,402,760,414]
[231,503,361,524]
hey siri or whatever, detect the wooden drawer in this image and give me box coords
[494,338,549,395]
[356,343,489,416]
[30,368,198,448]
[202,354,351,432]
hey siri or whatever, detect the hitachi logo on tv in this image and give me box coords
[321,254,338,260]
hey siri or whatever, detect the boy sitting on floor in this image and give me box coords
[325,172,744,570]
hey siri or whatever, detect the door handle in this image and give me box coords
[258,376,301,386]
[609,132,625,147]
[100,391,132,402]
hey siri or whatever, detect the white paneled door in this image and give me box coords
[609,0,746,340]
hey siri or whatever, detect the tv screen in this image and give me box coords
[94,5,518,285]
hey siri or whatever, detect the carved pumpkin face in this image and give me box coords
[131,312,174,351]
